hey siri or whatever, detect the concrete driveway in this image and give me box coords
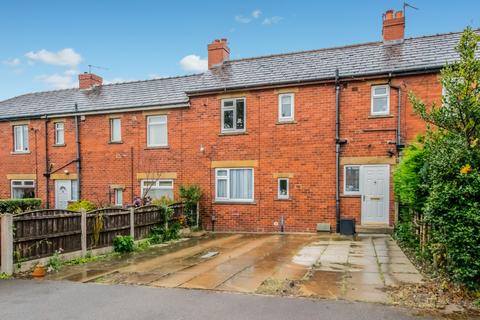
[46,233,423,304]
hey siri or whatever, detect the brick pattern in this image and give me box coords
[0,73,441,232]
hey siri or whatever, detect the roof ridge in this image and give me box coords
[223,30,469,65]
[101,72,202,87]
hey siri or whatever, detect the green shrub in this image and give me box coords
[151,196,174,207]
[150,222,181,243]
[179,184,202,226]
[67,200,97,212]
[0,198,42,213]
[112,235,135,253]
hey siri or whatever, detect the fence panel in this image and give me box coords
[13,209,81,261]
[86,208,130,249]
[134,205,163,240]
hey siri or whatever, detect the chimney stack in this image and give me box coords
[382,10,405,42]
[208,38,230,69]
[79,72,103,90]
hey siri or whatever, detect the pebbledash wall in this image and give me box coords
[0,73,440,232]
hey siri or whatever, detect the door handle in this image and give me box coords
[362,195,365,201]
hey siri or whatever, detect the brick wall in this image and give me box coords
[0,73,442,232]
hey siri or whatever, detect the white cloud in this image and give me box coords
[235,15,251,23]
[180,54,208,72]
[252,10,262,19]
[3,58,21,66]
[25,48,82,67]
[36,74,76,89]
[104,77,136,84]
[262,16,283,25]
[64,69,78,76]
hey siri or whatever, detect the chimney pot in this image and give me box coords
[208,38,230,69]
[78,73,103,90]
[382,10,405,42]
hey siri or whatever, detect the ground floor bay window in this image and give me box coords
[141,180,174,201]
[215,168,254,202]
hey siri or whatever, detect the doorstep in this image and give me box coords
[356,224,393,235]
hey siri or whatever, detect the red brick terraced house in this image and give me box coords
[0,10,478,233]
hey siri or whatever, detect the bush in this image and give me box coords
[179,184,202,226]
[112,235,135,253]
[150,222,181,243]
[67,200,97,212]
[0,198,41,213]
[151,196,174,207]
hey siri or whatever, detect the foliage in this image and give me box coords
[0,198,41,213]
[46,250,64,272]
[135,239,151,252]
[150,222,181,243]
[397,28,480,290]
[112,235,135,253]
[151,196,174,207]
[67,200,97,212]
[179,184,202,226]
[0,273,13,280]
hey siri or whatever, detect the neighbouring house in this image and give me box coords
[0,10,477,232]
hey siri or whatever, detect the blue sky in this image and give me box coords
[1,0,479,100]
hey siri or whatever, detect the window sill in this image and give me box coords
[109,141,123,144]
[11,151,31,155]
[275,197,292,201]
[52,144,66,147]
[276,120,297,125]
[145,146,170,150]
[368,114,393,119]
[340,194,361,198]
[213,200,256,205]
[218,131,248,136]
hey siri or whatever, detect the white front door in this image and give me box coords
[55,180,72,209]
[361,165,389,224]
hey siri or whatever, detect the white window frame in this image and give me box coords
[110,118,122,143]
[277,178,289,199]
[146,115,168,147]
[344,165,362,195]
[13,124,29,152]
[221,98,246,133]
[141,179,174,200]
[114,188,123,206]
[215,168,254,203]
[371,85,390,116]
[54,122,65,145]
[11,180,35,199]
[278,93,295,122]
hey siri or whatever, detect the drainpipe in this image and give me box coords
[334,69,347,233]
[388,76,404,150]
[74,103,81,200]
[43,116,51,208]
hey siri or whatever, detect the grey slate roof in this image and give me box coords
[0,30,478,120]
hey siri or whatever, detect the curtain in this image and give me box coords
[230,169,252,199]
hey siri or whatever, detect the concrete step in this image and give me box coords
[356,225,394,235]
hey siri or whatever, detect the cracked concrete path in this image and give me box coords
[44,233,423,304]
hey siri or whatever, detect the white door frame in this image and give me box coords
[360,164,390,225]
[55,180,72,209]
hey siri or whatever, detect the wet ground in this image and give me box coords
[46,233,423,304]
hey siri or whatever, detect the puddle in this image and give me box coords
[201,252,219,259]
[63,270,109,282]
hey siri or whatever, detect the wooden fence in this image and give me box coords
[8,203,185,263]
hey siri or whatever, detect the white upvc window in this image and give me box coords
[114,188,123,206]
[11,180,35,199]
[110,118,122,142]
[147,115,168,147]
[278,93,294,122]
[278,178,289,199]
[221,98,246,133]
[13,124,29,152]
[215,168,254,202]
[141,179,173,200]
[371,85,390,115]
[54,122,65,145]
[344,165,361,195]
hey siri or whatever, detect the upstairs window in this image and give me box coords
[215,168,254,202]
[147,115,168,147]
[11,180,35,199]
[278,93,294,122]
[110,118,122,142]
[371,85,390,115]
[344,165,361,195]
[13,125,29,152]
[221,98,245,133]
[54,122,65,145]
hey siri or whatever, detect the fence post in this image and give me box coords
[80,209,87,256]
[130,207,135,239]
[1,214,14,275]
[196,202,200,228]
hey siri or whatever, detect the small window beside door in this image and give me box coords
[277,178,289,199]
[344,165,360,195]
[54,122,65,145]
[371,85,390,116]
[114,188,123,207]
[110,118,122,143]
[278,94,294,122]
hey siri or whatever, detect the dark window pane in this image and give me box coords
[236,99,244,130]
[279,179,288,196]
[345,167,360,192]
[223,110,234,129]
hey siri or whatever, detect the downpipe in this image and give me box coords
[335,69,347,233]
